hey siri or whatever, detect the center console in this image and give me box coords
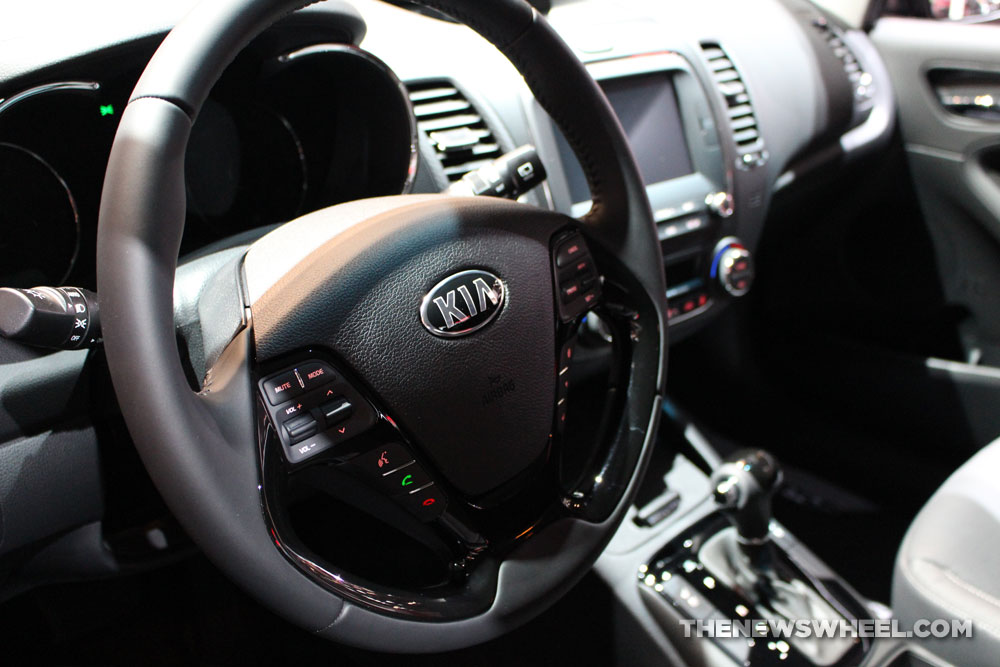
[527,51,766,341]
[595,410,953,667]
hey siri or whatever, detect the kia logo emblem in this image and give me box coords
[420,270,505,338]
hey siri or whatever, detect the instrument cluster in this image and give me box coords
[0,37,416,290]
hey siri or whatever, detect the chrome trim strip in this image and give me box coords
[926,357,1000,381]
[0,80,100,117]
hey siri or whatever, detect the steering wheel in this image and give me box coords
[97,0,667,653]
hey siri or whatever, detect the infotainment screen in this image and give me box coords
[557,73,694,204]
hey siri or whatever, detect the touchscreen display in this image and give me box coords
[557,73,694,204]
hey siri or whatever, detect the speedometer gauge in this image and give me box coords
[0,143,80,288]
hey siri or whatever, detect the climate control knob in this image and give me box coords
[712,238,754,297]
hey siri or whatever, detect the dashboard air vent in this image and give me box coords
[700,43,767,169]
[406,81,503,182]
[812,19,873,104]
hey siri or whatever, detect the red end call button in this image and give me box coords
[401,483,446,521]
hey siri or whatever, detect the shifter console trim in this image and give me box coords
[639,515,874,667]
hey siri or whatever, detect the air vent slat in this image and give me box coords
[727,104,754,119]
[408,86,458,102]
[729,116,757,131]
[407,80,504,182]
[713,69,741,84]
[413,99,472,118]
[700,42,767,168]
[709,58,734,72]
[717,80,746,97]
[417,114,482,133]
[443,159,494,179]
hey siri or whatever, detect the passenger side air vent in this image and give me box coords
[406,81,504,182]
[812,19,873,105]
[700,43,767,170]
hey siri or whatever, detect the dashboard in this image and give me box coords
[0,0,893,336]
[0,0,897,584]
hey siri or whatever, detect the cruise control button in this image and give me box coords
[350,443,414,480]
[400,483,447,521]
[321,397,353,426]
[298,361,336,391]
[282,413,318,443]
[263,371,304,405]
[560,281,581,303]
[556,239,586,268]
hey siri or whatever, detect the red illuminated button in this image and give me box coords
[263,371,304,405]
[682,300,696,313]
[401,483,446,521]
[556,240,585,268]
[561,281,581,303]
[350,443,414,480]
[297,361,336,391]
[698,294,708,307]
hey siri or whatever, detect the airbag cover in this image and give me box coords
[244,195,563,496]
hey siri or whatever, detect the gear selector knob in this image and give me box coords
[711,449,782,545]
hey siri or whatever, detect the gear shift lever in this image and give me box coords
[694,451,857,665]
[711,449,782,554]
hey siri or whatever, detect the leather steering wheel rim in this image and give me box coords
[97,0,668,653]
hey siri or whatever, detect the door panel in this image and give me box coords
[873,17,1000,364]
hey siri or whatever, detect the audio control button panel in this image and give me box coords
[258,360,378,464]
[553,232,602,322]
